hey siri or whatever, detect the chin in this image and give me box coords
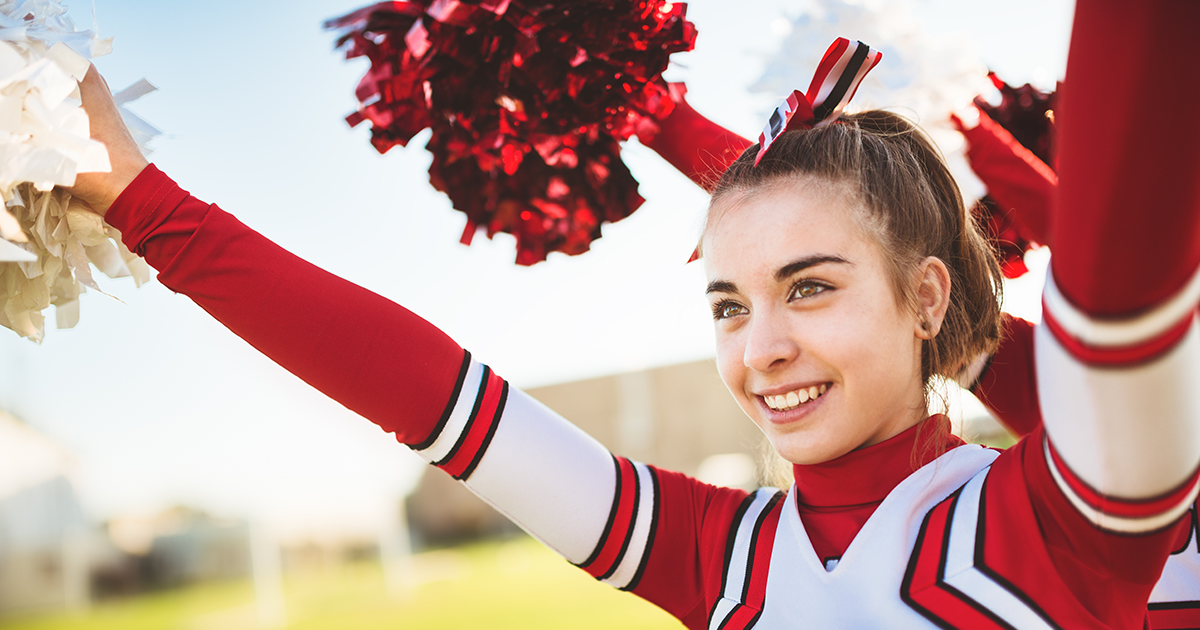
[768,435,849,467]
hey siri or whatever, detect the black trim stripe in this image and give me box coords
[901,505,958,630]
[710,493,758,630]
[433,364,490,467]
[577,454,624,569]
[622,466,661,592]
[1149,600,1200,611]
[971,476,1062,628]
[715,606,735,630]
[598,463,642,581]
[745,609,765,630]
[931,490,1015,630]
[455,381,509,481]
[720,495,757,591]
[411,350,471,451]
[811,42,870,121]
[740,492,784,604]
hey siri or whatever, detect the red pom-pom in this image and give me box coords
[968,73,1058,279]
[327,0,696,264]
[975,72,1057,169]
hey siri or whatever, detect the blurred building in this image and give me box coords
[0,409,89,616]
[122,507,252,589]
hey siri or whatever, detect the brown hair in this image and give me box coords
[710,111,1003,470]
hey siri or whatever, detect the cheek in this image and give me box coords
[714,330,749,399]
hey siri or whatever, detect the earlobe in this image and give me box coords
[914,256,952,340]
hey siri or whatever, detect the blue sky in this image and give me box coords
[0,0,1072,540]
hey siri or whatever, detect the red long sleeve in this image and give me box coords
[640,98,752,191]
[956,110,1057,247]
[971,314,1042,437]
[1052,1,1200,315]
[104,165,466,445]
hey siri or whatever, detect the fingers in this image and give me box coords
[69,64,150,217]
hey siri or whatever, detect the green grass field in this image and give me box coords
[1,537,683,630]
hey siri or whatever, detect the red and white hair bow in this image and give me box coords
[754,38,882,166]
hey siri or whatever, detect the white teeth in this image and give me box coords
[763,384,829,411]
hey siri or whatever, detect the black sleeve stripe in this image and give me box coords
[455,381,509,481]
[598,462,642,581]
[410,349,471,451]
[577,454,623,569]
[622,466,661,593]
[433,364,490,467]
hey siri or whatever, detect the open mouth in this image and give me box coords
[763,384,829,412]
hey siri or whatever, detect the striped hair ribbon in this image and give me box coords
[754,38,882,166]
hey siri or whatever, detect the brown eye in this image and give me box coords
[789,281,828,300]
[712,301,747,320]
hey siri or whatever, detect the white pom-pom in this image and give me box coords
[0,0,160,341]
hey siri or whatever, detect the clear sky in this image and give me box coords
[0,0,1073,541]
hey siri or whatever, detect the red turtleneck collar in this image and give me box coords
[790,415,965,565]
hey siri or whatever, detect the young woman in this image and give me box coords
[69,1,1200,627]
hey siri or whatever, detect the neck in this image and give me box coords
[786,415,963,562]
[791,414,961,510]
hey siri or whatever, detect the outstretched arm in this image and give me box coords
[69,65,744,626]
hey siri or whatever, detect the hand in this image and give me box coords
[68,64,150,217]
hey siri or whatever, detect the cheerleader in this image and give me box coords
[69,1,1200,627]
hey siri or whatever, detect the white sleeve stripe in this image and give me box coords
[720,488,777,603]
[1036,321,1200,500]
[413,358,485,463]
[1044,438,1200,533]
[622,466,661,592]
[1042,263,1200,347]
[410,350,472,451]
[602,462,657,590]
[709,598,738,630]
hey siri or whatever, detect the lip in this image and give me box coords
[756,382,832,424]
[756,381,830,398]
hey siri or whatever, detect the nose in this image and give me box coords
[743,305,800,373]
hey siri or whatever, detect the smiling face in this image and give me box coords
[703,177,930,466]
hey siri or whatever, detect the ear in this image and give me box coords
[914,256,952,340]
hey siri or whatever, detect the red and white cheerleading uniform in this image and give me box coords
[102,1,1200,627]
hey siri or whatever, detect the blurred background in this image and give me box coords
[0,0,1070,627]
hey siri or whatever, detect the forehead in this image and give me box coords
[702,178,872,281]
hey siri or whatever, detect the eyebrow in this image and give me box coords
[705,254,852,295]
[774,255,852,282]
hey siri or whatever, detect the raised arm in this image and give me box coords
[638,90,753,192]
[1037,0,1200,529]
[952,106,1056,249]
